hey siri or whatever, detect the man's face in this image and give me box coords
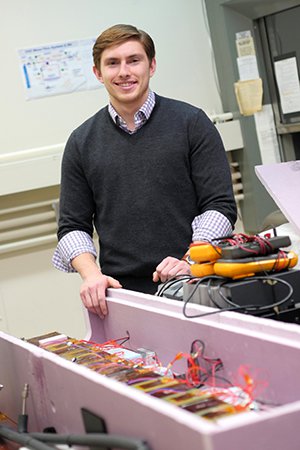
[93,40,156,111]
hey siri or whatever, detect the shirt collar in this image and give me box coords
[108,90,155,124]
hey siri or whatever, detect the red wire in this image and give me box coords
[220,233,281,256]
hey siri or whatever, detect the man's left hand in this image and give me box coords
[153,256,191,283]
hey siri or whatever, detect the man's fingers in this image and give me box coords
[152,271,159,282]
[107,276,123,289]
[155,259,175,282]
[96,285,107,316]
[80,287,105,319]
[166,261,191,279]
[154,258,191,282]
[79,274,122,319]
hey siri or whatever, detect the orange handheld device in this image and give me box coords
[213,251,298,279]
[190,261,216,278]
[189,242,222,263]
[189,235,293,264]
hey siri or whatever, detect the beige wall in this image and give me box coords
[0,245,87,339]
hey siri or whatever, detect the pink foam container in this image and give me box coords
[1,287,300,450]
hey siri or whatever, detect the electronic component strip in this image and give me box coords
[26,332,256,421]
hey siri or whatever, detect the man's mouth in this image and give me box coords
[115,81,136,87]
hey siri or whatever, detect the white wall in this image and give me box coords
[1,0,222,154]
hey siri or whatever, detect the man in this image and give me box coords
[52,24,237,318]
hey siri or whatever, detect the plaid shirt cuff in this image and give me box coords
[52,231,97,273]
[192,210,233,242]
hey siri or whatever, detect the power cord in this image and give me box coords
[155,275,195,298]
[182,274,294,319]
[216,275,293,312]
[0,427,151,450]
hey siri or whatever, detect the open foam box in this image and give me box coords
[255,160,300,236]
[1,288,300,450]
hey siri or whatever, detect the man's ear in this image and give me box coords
[93,66,103,83]
[149,58,156,78]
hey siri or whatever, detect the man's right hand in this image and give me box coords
[71,253,122,318]
[80,273,122,318]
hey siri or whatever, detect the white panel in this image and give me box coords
[0,144,63,195]
[215,120,244,151]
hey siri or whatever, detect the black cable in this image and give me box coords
[210,234,235,241]
[183,275,223,306]
[0,426,54,450]
[183,299,258,319]
[117,331,131,346]
[182,270,294,318]
[217,275,293,312]
[190,339,205,355]
[158,269,294,318]
[173,281,186,298]
[155,275,195,298]
[189,338,226,388]
[182,275,253,318]
[29,432,150,450]
[207,277,226,309]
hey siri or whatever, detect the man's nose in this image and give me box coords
[118,61,130,77]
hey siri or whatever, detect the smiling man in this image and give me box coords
[93,39,156,130]
[52,24,237,317]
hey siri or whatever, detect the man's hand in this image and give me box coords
[80,273,122,318]
[71,253,122,318]
[153,256,191,283]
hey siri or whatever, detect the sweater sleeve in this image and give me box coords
[57,131,96,241]
[189,110,237,227]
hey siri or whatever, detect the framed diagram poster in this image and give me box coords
[18,38,102,100]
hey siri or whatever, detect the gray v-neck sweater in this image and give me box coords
[58,94,236,288]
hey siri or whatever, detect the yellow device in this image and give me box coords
[213,251,298,279]
[190,261,216,278]
[189,242,222,263]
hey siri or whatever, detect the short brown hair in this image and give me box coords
[93,24,155,69]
